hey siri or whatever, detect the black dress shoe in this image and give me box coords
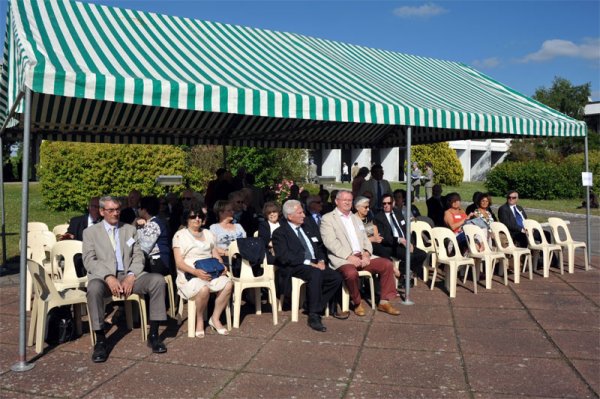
[147,334,167,354]
[307,313,327,332]
[92,342,108,363]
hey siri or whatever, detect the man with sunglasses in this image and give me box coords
[498,190,529,248]
[83,196,168,363]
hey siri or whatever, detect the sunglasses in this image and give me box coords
[188,214,202,220]
[382,201,392,205]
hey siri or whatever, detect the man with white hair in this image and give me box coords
[272,200,343,332]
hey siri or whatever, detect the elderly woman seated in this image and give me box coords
[172,205,232,337]
[209,200,247,263]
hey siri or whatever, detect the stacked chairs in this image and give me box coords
[523,219,563,278]
[430,227,477,298]
[52,223,69,238]
[463,224,507,289]
[22,230,57,311]
[228,240,278,329]
[547,217,589,273]
[48,240,86,291]
[27,259,87,354]
[490,222,533,283]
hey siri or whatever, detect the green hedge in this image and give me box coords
[39,142,187,211]
[485,150,600,200]
[411,142,463,186]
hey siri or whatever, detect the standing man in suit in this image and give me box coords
[320,190,400,317]
[498,190,529,248]
[374,194,427,280]
[83,196,167,363]
[63,197,101,241]
[272,200,343,332]
[359,164,392,213]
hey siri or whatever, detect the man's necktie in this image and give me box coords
[108,227,117,250]
[314,213,321,226]
[391,213,405,239]
[296,227,313,261]
[513,207,524,229]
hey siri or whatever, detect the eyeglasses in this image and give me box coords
[508,196,518,199]
[382,201,392,205]
[188,214,202,220]
[103,208,120,213]
[361,205,370,209]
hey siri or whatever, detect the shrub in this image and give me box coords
[485,150,600,200]
[411,142,463,186]
[38,142,187,211]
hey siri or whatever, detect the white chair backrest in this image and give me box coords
[463,224,490,255]
[490,222,516,251]
[412,220,435,252]
[24,230,56,265]
[227,240,255,279]
[523,219,550,245]
[50,240,83,282]
[547,217,572,245]
[431,227,460,261]
[28,222,49,232]
[27,259,60,299]
[52,223,69,237]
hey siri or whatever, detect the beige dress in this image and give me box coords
[172,229,230,300]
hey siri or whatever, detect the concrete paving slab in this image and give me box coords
[511,278,582,294]
[246,339,359,381]
[571,359,600,395]
[450,292,525,309]
[346,381,469,398]
[463,353,595,398]
[365,323,458,352]
[568,281,600,297]
[353,347,468,391]
[273,318,370,347]
[376,303,453,326]
[219,372,347,398]
[515,292,597,310]
[457,327,560,358]
[559,268,600,283]
[453,307,538,330]
[529,308,600,331]
[403,284,453,306]
[546,329,600,360]
[228,311,288,340]
[0,350,135,397]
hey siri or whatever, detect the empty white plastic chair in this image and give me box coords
[523,219,563,278]
[547,217,589,273]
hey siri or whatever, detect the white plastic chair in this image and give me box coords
[22,230,57,312]
[52,223,69,238]
[547,217,589,273]
[341,270,376,312]
[49,240,87,291]
[490,222,533,283]
[90,293,149,345]
[177,293,232,338]
[26,259,87,354]
[289,276,331,322]
[523,219,563,278]
[28,222,49,232]
[411,220,438,283]
[164,275,176,319]
[228,240,278,329]
[430,227,477,298]
[463,224,507,289]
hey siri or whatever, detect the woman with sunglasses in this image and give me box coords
[172,205,232,337]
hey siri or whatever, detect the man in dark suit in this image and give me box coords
[63,197,101,241]
[83,196,167,363]
[374,194,427,280]
[498,190,529,248]
[272,200,342,332]
[427,184,446,227]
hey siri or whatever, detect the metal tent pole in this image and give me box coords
[402,127,414,305]
[0,135,6,270]
[584,135,591,262]
[11,87,34,372]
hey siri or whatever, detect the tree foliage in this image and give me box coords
[411,142,463,186]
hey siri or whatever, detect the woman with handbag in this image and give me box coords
[137,196,171,276]
[173,205,232,337]
[209,200,247,263]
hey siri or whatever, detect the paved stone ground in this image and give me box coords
[0,252,598,398]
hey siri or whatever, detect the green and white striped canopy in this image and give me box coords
[0,0,587,148]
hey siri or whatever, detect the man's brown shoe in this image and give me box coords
[354,303,366,317]
[377,302,400,316]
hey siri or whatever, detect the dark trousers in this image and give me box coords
[289,264,342,314]
[377,244,427,278]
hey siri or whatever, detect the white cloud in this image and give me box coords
[472,57,500,69]
[520,38,600,62]
[393,3,448,18]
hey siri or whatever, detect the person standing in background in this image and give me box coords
[350,162,359,180]
[423,162,434,200]
[410,162,422,201]
[341,162,350,183]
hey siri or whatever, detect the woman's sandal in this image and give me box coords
[195,330,205,338]
[208,318,229,336]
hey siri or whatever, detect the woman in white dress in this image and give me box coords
[173,206,232,337]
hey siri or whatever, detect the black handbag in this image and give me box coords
[144,254,170,276]
[185,258,225,280]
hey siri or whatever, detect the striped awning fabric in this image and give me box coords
[0,0,587,147]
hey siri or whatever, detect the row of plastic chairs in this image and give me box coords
[411,217,589,298]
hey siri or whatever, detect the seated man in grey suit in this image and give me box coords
[83,196,167,363]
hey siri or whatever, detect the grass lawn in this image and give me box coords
[1,181,597,265]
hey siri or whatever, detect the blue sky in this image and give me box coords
[1,0,599,101]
